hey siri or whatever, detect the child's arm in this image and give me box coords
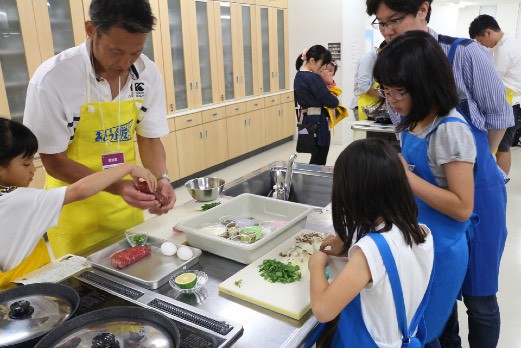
[309,248,371,322]
[400,155,474,221]
[63,164,157,205]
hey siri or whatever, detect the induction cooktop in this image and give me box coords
[58,269,243,348]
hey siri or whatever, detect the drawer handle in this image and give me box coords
[253,103,258,106]
[186,119,193,123]
[234,108,239,111]
[212,112,218,116]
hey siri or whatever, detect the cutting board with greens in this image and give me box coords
[219,229,345,320]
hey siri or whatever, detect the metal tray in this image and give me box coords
[86,236,201,289]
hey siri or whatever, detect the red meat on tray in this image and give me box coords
[110,246,152,269]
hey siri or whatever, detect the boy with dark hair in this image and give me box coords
[469,14,521,175]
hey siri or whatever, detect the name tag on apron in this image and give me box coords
[101,152,125,170]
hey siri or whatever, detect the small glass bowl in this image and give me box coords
[125,230,149,247]
[169,270,208,293]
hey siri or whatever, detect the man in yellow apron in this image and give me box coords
[23,0,175,258]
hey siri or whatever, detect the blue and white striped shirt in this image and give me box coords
[388,28,514,132]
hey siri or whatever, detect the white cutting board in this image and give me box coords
[219,229,346,320]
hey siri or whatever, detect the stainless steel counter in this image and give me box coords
[150,208,335,347]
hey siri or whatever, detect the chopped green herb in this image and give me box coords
[234,279,243,287]
[128,233,147,246]
[200,202,221,211]
[258,259,302,284]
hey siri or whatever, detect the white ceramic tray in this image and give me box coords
[175,193,314,264]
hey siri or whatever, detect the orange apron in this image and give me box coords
[46,74,144,258]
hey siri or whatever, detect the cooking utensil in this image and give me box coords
[185,177,225,202]
[0,283,80,348]
[35,306,181,348]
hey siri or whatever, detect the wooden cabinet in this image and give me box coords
[176,112,228,177]
[227,109,265,159]
[281,101,296,138]
[0,0,47,121]
[263,93,294,144]
[255,5,288,95]
[35,0,86,61]
[159,0,220,111]
[256,0,287,7]
[214,2,258,101]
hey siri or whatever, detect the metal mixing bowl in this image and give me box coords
[185,177,225,202]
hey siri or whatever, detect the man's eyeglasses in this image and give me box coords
[371,14,408,30]
[375,87,408,101]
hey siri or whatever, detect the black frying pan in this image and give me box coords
[0,283,80,348]
[35,306,181,348]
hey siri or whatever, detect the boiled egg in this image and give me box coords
[160,241,177,256]
[177,246,194,261]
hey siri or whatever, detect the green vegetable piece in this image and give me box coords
[200,202,221,211]
[234,279,243,287]
[258,259,302,284]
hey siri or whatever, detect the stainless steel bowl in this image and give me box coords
[185,177,225,202]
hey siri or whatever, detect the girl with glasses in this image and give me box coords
[373,30,476,346]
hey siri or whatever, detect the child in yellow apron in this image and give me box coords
[0,118,156,287]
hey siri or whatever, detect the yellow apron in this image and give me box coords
[325,86,349,132]
[46,84,144,258]
[506,87,514,106]
[0,238,50,287]
[357,82,381,121]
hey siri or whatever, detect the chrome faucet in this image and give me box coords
[272,153,297,201]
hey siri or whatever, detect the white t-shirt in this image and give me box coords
[0,187,66,271]
[492,33,521,105]
[23,40,169,154]
[348,224,434,348]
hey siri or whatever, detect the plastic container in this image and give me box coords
[175,193,314,264]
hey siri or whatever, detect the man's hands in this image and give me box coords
[149,179,176,215]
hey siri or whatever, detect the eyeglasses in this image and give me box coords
[371,14,408,30]
[375,87,408,101]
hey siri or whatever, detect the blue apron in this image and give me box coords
[401,117,470,341]
[446,39,508,297]
[305,233,433,348]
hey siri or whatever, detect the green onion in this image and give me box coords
[258,259,302,284]
[200,202,221,211]
[129,234,147,246]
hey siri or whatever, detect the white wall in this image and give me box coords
[432,2,521,38]
[429,4,460,36]
[288,0,368,145]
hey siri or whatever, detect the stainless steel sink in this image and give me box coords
[221,162,333,208]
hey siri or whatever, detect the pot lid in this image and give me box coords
[0,283,79,347]
[36,306,181,348]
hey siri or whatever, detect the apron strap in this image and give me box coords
[367,233,434,342]
[447,38,466,65]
